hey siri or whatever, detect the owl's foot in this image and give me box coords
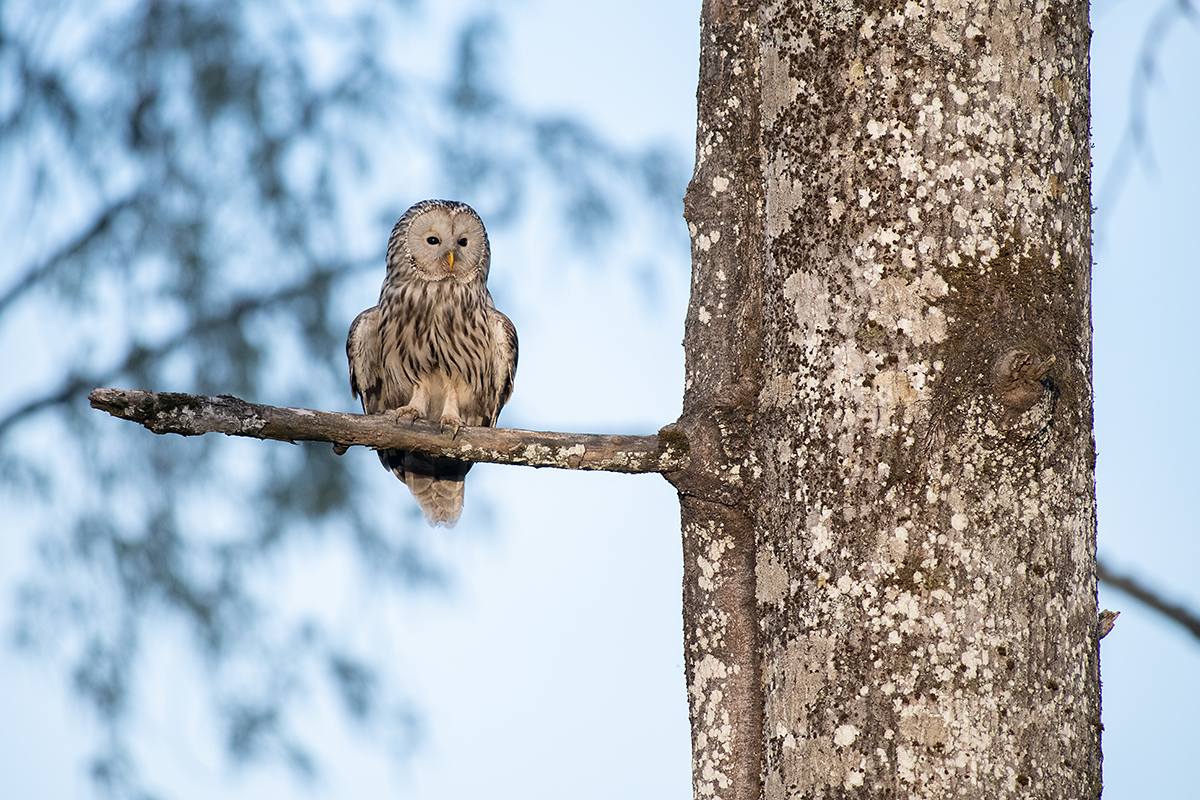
[439,413,464,438]
[393,405,424,424]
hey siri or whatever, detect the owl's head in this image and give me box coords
[387,200,490,284]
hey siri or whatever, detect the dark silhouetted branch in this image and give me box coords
[1097,559,1200,643]
[89,388,689,474]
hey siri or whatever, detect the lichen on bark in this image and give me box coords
[749,1,1099,798]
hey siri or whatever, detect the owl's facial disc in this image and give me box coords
[404,207,486,283]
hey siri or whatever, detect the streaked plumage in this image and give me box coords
[348,199,517,526]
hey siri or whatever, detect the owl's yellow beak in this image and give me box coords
[446,251,455,268]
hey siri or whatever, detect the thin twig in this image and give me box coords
[89,388,689,474]
[1097,558,1200,643]
[0,194,139,316]
[1094,0,1198,246]
[1098,609,1120,640]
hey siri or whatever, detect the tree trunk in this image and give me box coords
[674,1,1100,798]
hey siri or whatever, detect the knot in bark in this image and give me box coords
[994,348,1056,416]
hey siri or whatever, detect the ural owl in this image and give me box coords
[347,200,518,526]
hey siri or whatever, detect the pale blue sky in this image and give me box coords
[1,1,1197,798]
[1090,2,1200,796]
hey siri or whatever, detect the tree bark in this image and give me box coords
[675,1,1100,798]
[669,1,768,797]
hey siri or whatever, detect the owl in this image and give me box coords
[347,200,518,526]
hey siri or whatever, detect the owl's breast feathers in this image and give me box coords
[352,277,516,428]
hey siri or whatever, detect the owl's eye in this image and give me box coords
[457,237,468,247]
[426,236,440,245]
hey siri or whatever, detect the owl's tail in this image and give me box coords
[379,449,470,527]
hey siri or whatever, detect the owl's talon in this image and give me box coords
[394,406,423,425]
[440,415,464,438]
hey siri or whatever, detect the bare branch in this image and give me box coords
[1097,559,1200,643]
[89,388,689,474]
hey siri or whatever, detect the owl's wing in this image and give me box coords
[347,306,385,414]
[348,305,413,489]
[487,307,518,426]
